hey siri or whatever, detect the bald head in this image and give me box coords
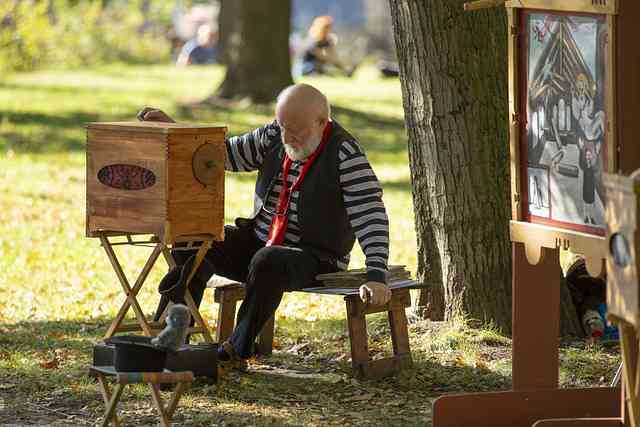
[276,84,330,122]
[275,84,331,161]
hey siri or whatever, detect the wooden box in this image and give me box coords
[605,172,640,327]
[86,121,227,244]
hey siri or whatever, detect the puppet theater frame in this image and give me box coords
[433,0,640,425]
[85,122,227,344]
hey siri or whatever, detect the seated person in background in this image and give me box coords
[301,16,355,77]
[176,24,218,66]
[564,255,606,338]
[138,83,391,366]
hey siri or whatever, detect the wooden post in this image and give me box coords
[512,243,561,391]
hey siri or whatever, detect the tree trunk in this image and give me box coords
[388,0,512,332]
[215,0,293,103]
[216,0,236,66]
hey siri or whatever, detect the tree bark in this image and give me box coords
[388,0,512,332]
[215,0,293,103]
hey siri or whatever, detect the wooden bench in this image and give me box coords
[212,276,424,380]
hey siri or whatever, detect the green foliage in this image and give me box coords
[0,0,171,74]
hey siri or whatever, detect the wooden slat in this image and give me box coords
[532,419,622,427]
[88,121,227,135]
[506,6,521,221]
[114,321,206,335]
[357,354,413,381]
[89,215,164,238]
[504,0,617,14]
[88,137,167,159]
[619,322,640,426]
[617,1,640,174]
[433,388,621,427]
[89,194,166,218]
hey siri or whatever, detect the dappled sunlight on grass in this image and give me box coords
[0,64,416,326]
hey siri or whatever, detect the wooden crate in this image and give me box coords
[86,121,227,244]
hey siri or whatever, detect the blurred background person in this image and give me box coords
[301,15,355,77]
[176,23,218,66]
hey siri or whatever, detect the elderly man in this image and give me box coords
[139,83,391,364]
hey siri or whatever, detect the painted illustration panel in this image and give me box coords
[521,11,608,236]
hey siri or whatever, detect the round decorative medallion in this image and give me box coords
[610,232,631,268]
[192,143,218,187]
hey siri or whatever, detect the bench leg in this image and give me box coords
[216,292,238,343]
[345,290,413,380]
[389,304,412,358]
[256,315,275,355]
[346,297,370,379]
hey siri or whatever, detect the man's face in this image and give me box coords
[277,113,324,161]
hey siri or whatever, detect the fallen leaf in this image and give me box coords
[40,356,59,370]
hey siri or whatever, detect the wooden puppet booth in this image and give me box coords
[85,121,227,426]
[433,0,640,426]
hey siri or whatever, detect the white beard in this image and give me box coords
[284,131,323,161]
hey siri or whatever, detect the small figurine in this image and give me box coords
[151,304,191,351]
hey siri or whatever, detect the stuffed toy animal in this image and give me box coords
[151,304,191,351]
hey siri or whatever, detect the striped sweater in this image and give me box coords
[224,120,389,282]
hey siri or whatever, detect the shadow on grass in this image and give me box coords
[1,93,408,163]
[0,315,514,425]
[0,110,125,153]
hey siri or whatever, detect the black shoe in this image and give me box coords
[218,341,248,371]
[154,256,215,321]
[585,216,589,223]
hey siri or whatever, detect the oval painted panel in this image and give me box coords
[97,164,156,190]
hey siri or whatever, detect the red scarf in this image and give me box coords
[266,122,332,246]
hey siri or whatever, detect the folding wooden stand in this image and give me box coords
[98,231,214,343]
[90,366,194,427]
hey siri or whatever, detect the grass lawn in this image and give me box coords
[0,64,620,426]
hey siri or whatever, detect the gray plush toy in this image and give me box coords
[151,304,191,351]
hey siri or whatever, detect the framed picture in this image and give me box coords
[519,10,609,236]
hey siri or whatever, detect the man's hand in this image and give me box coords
[137,107,176,123]
[359,281,391,306]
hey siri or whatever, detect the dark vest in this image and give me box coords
[245,121,356,261]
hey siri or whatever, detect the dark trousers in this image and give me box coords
[169,225,337,358]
